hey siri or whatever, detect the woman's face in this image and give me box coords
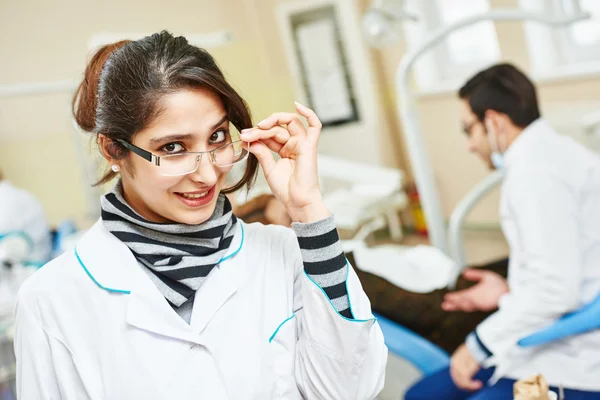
[117,88,235,225]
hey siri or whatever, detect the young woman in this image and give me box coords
[14,31,387,399]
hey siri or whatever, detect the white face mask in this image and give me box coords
[486,119,506,169]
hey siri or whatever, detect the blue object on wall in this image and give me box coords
[374,312,450,376]
[51,219,77,258]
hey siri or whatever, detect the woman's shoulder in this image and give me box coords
[241,221,298,251]
[17,250,91,304]
[242,220,293,235]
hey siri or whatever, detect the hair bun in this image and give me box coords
[72,40,130,133]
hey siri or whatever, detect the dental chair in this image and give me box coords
[237,154,409,249]
[316,154,408,246]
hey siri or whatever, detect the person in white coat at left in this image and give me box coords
[14,31,387,399]
[0,172,52,265]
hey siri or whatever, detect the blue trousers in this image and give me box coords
[405,367,600,400]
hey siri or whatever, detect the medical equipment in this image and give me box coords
[362,0,590,255]
[317,154,407,245]
[374,312,449,375]
[448,170,504,289]
[0,232,32,267]
[0,232,40,398]
[236,153,409,251]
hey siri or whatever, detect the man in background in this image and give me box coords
[406,63,600,399]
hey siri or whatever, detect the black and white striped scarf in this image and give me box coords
[100,182,238,307]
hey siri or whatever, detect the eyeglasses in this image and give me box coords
[462,120,480,136]
[116,139,249,177]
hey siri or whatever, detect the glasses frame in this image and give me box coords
[115,139,249,176]
[462,120,481,136]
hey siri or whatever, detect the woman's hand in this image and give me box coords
[240,102,329,223]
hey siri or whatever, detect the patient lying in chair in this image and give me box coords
[350,254,508,354]
[229,192,506,355]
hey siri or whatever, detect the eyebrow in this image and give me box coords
[212,115,229,130]
[149,115,229,145]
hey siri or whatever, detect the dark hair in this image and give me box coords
[72,30,258,192]
[458,63,541,128]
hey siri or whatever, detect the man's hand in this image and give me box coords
[442,269,509,312]
[450,344,482,391]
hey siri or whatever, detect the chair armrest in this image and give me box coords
[373,312,450,375]
[518,293,600,347]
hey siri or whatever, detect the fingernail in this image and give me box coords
[241,129,251,136]
[257,120,267,128]
[294,101,306,108]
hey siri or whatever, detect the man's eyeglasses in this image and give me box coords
[462,120,480,136]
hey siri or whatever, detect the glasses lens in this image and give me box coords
[213,141,249,167]
[159,153,200,176]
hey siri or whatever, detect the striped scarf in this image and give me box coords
[100,182,237,307]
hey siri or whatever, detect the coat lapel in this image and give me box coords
[190,223,246,335]
[75,220,246,344]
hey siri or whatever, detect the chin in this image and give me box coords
[182,213,214,225]
[177,202,220,226]
[480,156,494,169]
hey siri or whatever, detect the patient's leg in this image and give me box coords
[349,253,508,354]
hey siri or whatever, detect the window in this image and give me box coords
[402,0,500,92]
[519,0,600,78]
[436,0,500,70]
[559,0,600,63]
[564,0,600,47]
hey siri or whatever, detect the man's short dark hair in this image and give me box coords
[458,63,540,128]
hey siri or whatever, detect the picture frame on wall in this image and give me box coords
[281,2,360,127]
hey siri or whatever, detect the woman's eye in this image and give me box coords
[209,130,228,144]
[161,143,184,153]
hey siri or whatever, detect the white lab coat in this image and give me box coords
[14,219,387,399]
[0,180,52,263]
[477,119,600,390]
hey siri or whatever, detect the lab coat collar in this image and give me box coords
[75,220,246,344]
[503,118,551,169]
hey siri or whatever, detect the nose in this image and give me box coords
[188,154,220,186]
[466,139,477,153]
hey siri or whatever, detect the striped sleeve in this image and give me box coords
[291,214,353,319]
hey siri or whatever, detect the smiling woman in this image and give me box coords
[13,31,387,399]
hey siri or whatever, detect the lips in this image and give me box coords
[180,192,209,199]
[174,186,216,207]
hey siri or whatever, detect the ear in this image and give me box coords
[98,134,121,164]
[483,110,502,133]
